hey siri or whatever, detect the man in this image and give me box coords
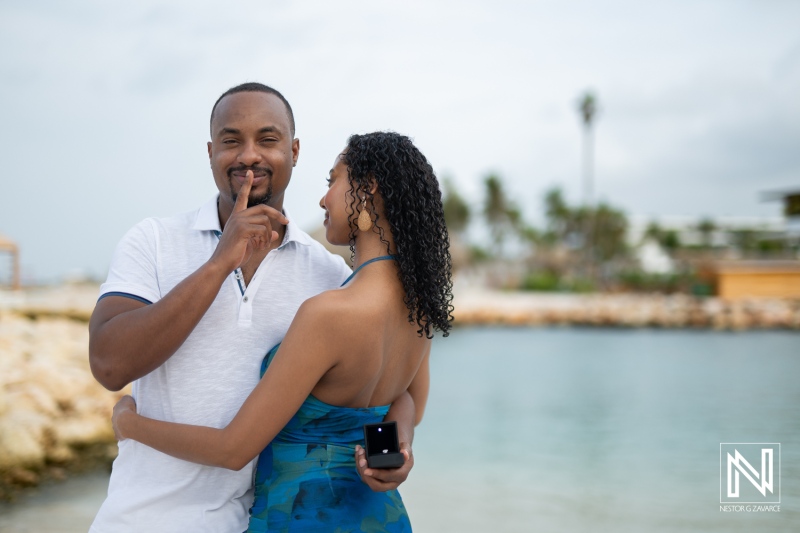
[89,83,417,532]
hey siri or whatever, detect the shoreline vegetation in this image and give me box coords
[1,284,798,501]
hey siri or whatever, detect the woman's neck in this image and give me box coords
[352,227,396,270]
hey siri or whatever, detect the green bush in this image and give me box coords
[522,271,560,291]
[521,272,595,293]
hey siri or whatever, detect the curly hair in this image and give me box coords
[342,132,454,338]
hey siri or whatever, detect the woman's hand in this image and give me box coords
[112,395,137,441]
[354,442,414,492]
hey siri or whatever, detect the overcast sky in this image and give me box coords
[1,0,799,282]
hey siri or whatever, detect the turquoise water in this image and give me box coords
[1,328,798,532]
[401,328,800,532]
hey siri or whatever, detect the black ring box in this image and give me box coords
[362,421,405,469]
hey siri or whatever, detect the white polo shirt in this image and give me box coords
[90,195,351,533]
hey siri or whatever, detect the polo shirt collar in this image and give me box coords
[192,194,313,248]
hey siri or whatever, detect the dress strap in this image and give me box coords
[341,255,396,287]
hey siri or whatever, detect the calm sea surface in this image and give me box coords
[2,327,798,532]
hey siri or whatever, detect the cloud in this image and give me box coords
[1,0,799,280]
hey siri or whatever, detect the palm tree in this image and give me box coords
[578,92,598,207]
[484,174,508,256]
[442,177,471,235]
[483,174,524,258]
[577,92,598,278]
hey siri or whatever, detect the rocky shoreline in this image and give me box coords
[1,284,798,500]
[0,286,126,501]
[453,290,800,330]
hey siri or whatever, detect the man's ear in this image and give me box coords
[207,141,213,163]
[292,138,300,167]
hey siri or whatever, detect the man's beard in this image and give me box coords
[231,181,273,207]
[228,166,273,207]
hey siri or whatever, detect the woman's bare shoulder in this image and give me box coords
[290,285,401,357]
[293,288,364,331]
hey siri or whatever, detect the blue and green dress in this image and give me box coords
[246,343,411,532]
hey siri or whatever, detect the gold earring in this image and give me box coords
[357,196,373,231]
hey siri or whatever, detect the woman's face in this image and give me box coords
[319,152,355,246]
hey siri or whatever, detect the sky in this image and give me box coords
[0,0,799,282]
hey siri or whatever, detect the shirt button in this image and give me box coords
[243,296,249,302]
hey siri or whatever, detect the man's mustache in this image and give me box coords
[227,165,273,179]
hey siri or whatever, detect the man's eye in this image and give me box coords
[222,139,238,145]
[261,138,277,143]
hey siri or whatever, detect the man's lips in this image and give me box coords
[230,170,271,187]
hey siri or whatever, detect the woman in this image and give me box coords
[112,131,453,532]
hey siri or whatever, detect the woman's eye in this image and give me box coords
[325,177,332,187]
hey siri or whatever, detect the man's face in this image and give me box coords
[207,92,299,214]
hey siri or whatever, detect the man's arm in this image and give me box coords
[90,262,228,390]
[354,341,431,491]
[90,172,287,391]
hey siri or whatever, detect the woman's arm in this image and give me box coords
[354,340,431,491]
[383,339,430,444]
[113,300,341,471]
[406,341,431,425]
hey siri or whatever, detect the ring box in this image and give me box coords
[362,421,405,469]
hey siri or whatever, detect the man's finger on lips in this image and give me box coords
[234,171,254,213]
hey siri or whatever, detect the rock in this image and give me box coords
[53,414,116,446]
[0,301,127,498]
[0,413,49,470]
[46,444,76,464]
[6,467,40,487]
[47,466,67,481]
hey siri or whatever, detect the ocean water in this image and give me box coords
[1,328,798,532]
[402,327,800,532]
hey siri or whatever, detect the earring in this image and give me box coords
[357,196,373,231]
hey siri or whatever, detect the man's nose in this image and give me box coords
[238,141,262,166]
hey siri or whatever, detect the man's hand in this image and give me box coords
[354,442,413,492]
[112,395,137,441]
[210,170,289,273]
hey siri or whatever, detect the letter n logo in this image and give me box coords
[720,443,780,504]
